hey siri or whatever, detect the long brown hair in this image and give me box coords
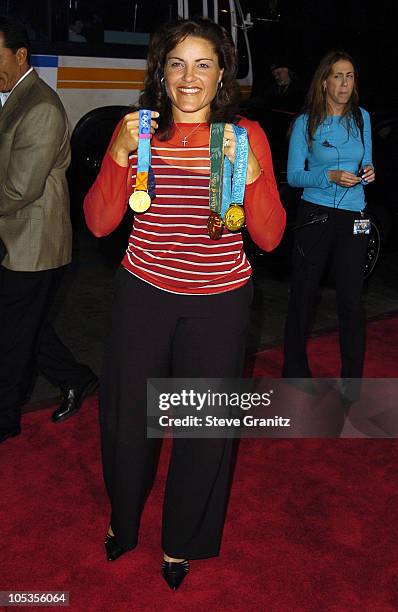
[139,18,240,140]
[301,50,363,149]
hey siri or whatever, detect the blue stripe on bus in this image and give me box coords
[31,56,59,68]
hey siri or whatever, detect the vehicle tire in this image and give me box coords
[68,105,132,225]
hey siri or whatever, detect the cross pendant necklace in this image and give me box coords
[174,122,203,146]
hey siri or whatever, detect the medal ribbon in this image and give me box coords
[134,109,152,195]
[222,124,249,211]
[231,124,249,204]
[209,123,225,217]
[209,123,249,220]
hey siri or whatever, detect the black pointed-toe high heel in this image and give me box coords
[104,532,129,562]
[161,559,189,591]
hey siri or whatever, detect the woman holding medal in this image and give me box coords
[84,18,285,590]
[283,50,375,386]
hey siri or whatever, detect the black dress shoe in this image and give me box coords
[0,425,21,444]
[52,376,99,423]
[104,533,129,562]
[161,559,189,591]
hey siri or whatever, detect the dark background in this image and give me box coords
[243,0,398,113]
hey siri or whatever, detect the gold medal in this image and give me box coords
[224,204,245,232]
[207,211,224,240]
[129,190,151,213]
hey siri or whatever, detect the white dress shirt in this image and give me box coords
[0,66,33,107]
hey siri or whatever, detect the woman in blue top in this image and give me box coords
[283,50,375,384]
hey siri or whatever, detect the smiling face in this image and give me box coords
[164,35,224,122]
[324,59,355,114]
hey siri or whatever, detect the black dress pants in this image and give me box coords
[0,265,94,429]
[283,201,369,379]
[100,269,253,559]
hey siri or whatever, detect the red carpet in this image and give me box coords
[1,314,398,611]
[247,311,398,378]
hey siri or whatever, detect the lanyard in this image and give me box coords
[208,123,248,239]
[230,124,248,205]
[209,123,225,217]
[129,109,153,213]
[223,124,248,232]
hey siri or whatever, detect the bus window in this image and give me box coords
[188,0,207,19]
[218,0,232,31]
[217,0,250,80]
[58,1,179,47]
[1,0,51,43]
[206,0,216,23]
[4,0,179,58]
[235,9,249,79]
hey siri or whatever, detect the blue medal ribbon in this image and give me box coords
[230,124,249,204]
[208,123,249,238]
[135,109,153,193]
[129,109,155,213]
[221,124,248,216]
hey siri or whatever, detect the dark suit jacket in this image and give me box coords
[0,69,72,271]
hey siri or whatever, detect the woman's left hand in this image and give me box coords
[223,124,262,184]
[360,165,376,183]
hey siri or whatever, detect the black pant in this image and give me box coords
[283,201,369,379]
[0,265,94,428]
[100,269,253,559]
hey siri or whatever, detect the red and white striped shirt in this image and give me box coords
[125,132,252,294]
[84,118,286,295]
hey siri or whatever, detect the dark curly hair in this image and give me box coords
[139,18,240,140]
[302,50,363,150]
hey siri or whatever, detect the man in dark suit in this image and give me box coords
[0,16,98,444]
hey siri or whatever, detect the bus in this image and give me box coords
[3,1,253,132]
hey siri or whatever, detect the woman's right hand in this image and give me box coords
[327,169,362,187]
[110,111,160,167]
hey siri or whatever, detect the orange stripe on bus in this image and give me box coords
[56,66,251,97]
[58,81,251,94]
[57,67,146,82]
[239,86,252,100]
[58,81,144,89]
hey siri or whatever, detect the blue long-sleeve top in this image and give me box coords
[287,108,372,211]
